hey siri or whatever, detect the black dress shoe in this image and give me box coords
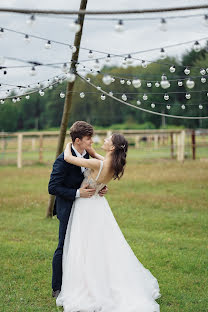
[52,289,60,298]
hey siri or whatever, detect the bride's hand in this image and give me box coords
[86,145,96,158]
[64,142,72,156]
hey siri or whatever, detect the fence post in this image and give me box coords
[39,134,43,163]
[135,135,140,149]
[191,130,196,160]
[17,133,23,168]
[170,132,174,159]
[177,130,185,162]
[154,134,158,149]
[32,138,36,151]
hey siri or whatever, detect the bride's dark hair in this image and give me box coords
[111,133,128,180]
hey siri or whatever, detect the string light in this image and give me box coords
[105,54,111,63]
[137,100,141,105]
[94,59,100,70]
[147,82,152,88]
[178,80,183,87]
[88,50,94,59]
[101,94,106,100]
[193,40,201,52]
[69,19,81,33]
[151,103,156,108]
[200,68,206,75]
[201,77,206,83]
[102,75,112,85]
[60,92,65,98]
[160,74,170,89]
[97,86,101,90]
[204,14,208,26]
[0,28,4,37]
[155,81,160,87]
[25,95,30,100]
[166,105,171,110]
[65,72,76,82]
[186,79,195,88]
[141,60,147,68]
[115,20,124,32]
[121,94,127,101]
[199,104,203,109]
[120,79,125,84]
[164,94,169,100]
[30,66,36,76]
[132,79,141,88]
[160,18,167,31]
[45,40,52,49]
[185,93,191,99]
[26,14,36,26]
[109,91,113,96]
[143,94,148,100]
[181,104,186,109]
[39,90,44,96]
[160,48,166,59]
[169,65,176,73]
[80,92,85,98]
[24,34,30,43]
[184,67,190,75]
[1,100,4,104]
[126,80,131,85]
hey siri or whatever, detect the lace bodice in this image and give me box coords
[80,160,106,195]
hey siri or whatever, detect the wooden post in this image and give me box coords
[46,0,88,218]
[32,138,36,151]
[177,130,185,162]
[39,134,43,163]
[17,133,23,168]
[106,130,112,138]
[170,132,174,159]
[154,134,158,149]
[191,129,196,160]
[135,135,140,148]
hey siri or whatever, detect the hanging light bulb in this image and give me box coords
[39,90,44,96]
[66,72,76,82]
[45,40,52,49]
[120,79,125,85]
[71,46,77,53]
[184,67,190,75]
[143,94,148,101]
[136,100,141,105]
[126,54,133,65]
[49,85,53,90]
[160,18,167,31]
[204,14,208,26]
[147,82,152,88]
[185,93,191,99]
[193,41,201,52]
[60,92,65,98]
[80,92,85,98]
[164,94,169,101]
[26,14,35,25]
[122,57,127,65]
[201,77,206,83]
[126,80,131,85]
[94,59,100,70]
[30,66,36,76]
[151,103,155,108]
[115,20,124,32]
[105,54,111,63]
[122,94,127,101]
[186,79,195,89]
[25,95,30,100]
[155,81,160,88]
[109,91,113,96]
[181,104,186,109]
[111,77,115,83]
[12,98,17,103]
[0,28,4,38]
[101,94,106,100]
[160,74,170,89]
[17,97,21,102]
[97,86,101,90]
[178,80,183,87]
[24,34,30,43]
[200,68,206,75]
[132,79,141,88]
[166,105,171,110]
[54,76,59,82]
[102,75,112,85]
[62,63,68,73]
[0,99,4,104]
[88,50,94,59]
[141,60,147,68]
[69,19,81,33]
[86,78,91,82]
[160,48,166,59]
[199,104,203,109]
[169,65,176,73]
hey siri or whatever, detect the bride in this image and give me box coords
[56,133,161,312]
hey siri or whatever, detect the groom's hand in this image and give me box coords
[98,185,108,197]
[80,184,96,198]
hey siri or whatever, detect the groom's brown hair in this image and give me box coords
[70,121,94,142]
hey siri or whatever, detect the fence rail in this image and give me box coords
[0,129,208,168]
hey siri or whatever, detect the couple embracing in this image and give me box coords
[48,121,161,312]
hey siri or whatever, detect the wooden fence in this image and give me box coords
[0,129,207,168]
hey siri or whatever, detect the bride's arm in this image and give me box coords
[86,145,104,161]
[64,143,101,170]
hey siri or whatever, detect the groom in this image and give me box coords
[48,121,108,298]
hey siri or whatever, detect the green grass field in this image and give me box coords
[0,149,208,311]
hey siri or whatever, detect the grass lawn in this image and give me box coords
[0,149,208,311]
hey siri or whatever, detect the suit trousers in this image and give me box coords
[52,219,69,291]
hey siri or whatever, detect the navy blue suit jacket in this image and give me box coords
[48,148,89,222]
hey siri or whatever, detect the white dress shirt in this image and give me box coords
[71,144,86,198]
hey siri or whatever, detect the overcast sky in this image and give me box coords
[0,0,208,91]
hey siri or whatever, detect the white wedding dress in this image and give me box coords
[56,160,161,312]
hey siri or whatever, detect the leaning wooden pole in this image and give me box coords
[46,0,88,218]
